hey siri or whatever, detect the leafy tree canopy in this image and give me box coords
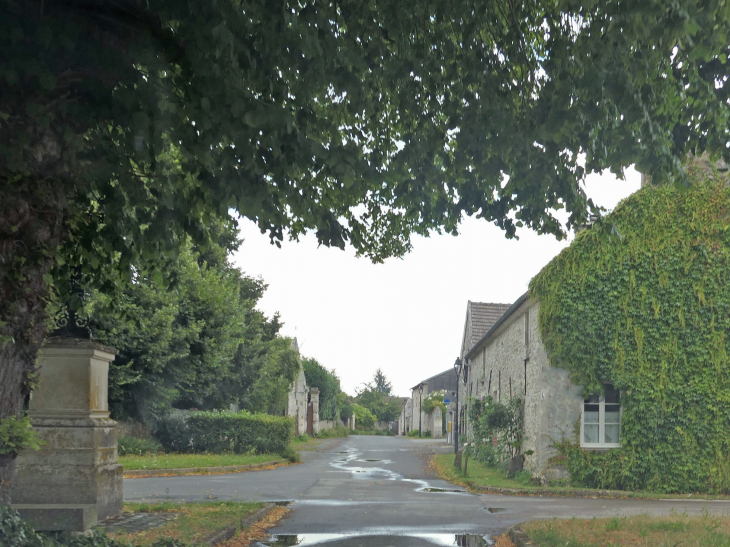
[351,404,376,430]
[355,388,402,423]
[302,357,341,421]
[370,369,393,395]
[90,231,299,422]
[3,0,730,500]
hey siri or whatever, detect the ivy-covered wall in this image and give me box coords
[530,179,730,493]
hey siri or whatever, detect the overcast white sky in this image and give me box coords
[231,169,641,397]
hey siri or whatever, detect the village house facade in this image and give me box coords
[458,294,598,477]
[398,368,457,437]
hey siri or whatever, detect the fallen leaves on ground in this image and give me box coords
[123,462,296,479]
[219,506,289,547]
[492,533,516,547]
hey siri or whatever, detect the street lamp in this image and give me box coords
[453,357,468,453]
[453,358,462,453]
[418,383,424,438]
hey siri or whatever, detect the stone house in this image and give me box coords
[458,294,588,477]
[455,301,511,435]
[399,368,457,437]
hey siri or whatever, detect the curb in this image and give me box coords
[509,527,536,547]
[468,482,690,500]
[123,460,288,478]
[202,503,276,546]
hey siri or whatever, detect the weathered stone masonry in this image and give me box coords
[460,295,583,477]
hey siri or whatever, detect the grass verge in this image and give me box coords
[431,453,542,490]
[107,501,264,546]
[522,514,730,546]
[432,454,730,501]
[120,453,286,471]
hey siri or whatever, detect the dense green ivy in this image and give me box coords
[530,176,730,493]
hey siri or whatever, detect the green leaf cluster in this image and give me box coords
[152,410,293,455]
[354,389,402,424]
[351,404,376,429]
[0,503,190,547]
[530,180,730,493]
[0,416,43,456]
[89,234,298,422]
[302,358,341,421]
[467,396,526,466]
[422,390,447,415]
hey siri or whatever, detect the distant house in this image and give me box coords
[455,301,511,435]
[398,368,457,437]
[457,295,585,477]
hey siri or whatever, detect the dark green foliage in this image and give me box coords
[90,245,244,421]
[161,411,294,455]
[118,436,162,456]
[337,393,353,422]
[351,404,376,429]
[90,236,298,422]
[0,503,48,547]
[468,396,526,466]
[278,446,301,463]
[316,426,350,439]
[371,370,392,395]
[152,412,192,454]
[531,180,730,493]
[302,358,341,421]
[354,389,402,423]
[0,504,190,547]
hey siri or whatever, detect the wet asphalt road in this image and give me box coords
[124,436,730,546]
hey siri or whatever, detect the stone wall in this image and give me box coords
[460,299,583,476]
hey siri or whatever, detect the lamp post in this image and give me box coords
[453,357,467,453]
[418,383,424,438]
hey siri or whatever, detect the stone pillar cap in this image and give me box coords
[43,337,118,355]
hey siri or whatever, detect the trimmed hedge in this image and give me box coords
[153,410,293,455]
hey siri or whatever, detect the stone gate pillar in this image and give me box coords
[310,387,320,435]
[11,338,122,531]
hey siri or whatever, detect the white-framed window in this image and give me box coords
[580,384,621,449]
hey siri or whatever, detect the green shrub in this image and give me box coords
[118,436,162,456]
[152,411,192,453]
[406,430,420,437]
[0,504,190,547]
[316,425,350,438]
[279,446,301,463]
[351,404,375,429]
[152,410,293,455]
[0,503,47,547]
[186,410,293,454]
[292,434,309,443]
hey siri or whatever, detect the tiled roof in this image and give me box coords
[468,302,512,349]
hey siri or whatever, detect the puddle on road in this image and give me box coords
[485,507,505,514]
[255,533,494,546]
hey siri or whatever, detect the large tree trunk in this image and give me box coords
[0,180,66,504]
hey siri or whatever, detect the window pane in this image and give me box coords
[584,404,599,424]
[605,405,620,424]
[584,394,599,403]
[605,385,620,404]
[584,424,599,444]
[605,424,620,444]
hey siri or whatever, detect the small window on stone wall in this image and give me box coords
[580,384,621,449]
